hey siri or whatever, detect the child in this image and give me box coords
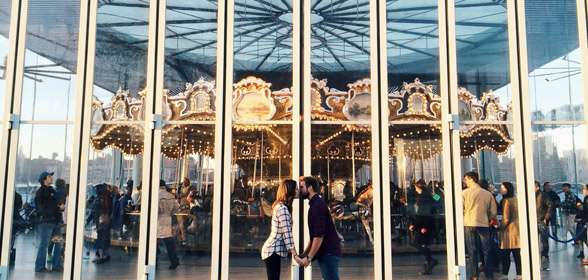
[93,214,111,264]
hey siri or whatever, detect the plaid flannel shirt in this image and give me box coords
[261,203,294,260]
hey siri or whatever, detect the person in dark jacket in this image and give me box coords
[542,182,560,237]
[409,179,438,275]
[34,171,64,272]
[574,201,586,259]
[86,183,111,263]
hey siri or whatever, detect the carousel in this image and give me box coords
[88,75,514,250]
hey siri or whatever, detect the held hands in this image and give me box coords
[409,225,414,231]
[421,228,427,234]
[294,255,310,267]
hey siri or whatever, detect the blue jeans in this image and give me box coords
[317,255,340,280]
[35,223,62,271]
[465,226,493,278]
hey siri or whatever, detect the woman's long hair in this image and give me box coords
[272,179,297,213]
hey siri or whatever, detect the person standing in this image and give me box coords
[408,179,439,275]
[261,179,300,280]
[34,171,64,272]
[499,182,521,278]
[582,185,588,264]
[158,180,180,269]
[542,182,560,237]
[561,183,579,240]
[535,181,553,270]
[574,202,586,259]
[462,171,497,280]
[296,176,342,280]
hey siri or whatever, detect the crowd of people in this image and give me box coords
[12,169,588,278]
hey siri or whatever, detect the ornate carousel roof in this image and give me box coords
[90,76,513,160]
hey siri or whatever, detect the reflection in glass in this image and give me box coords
[229,0,294,278]
[19,0,79,121]
[83,124,144,279]
[459,123,519,279]
[81,1,150,278]
[526,0,584,121]
[229,124,293,278]
[10,124,72,278]
[158,125,215,276]
[455,0,511,106]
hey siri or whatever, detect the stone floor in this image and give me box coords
[6,231,588,279]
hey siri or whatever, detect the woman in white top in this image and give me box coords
[261,179,299,280]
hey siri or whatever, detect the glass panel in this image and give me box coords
[9,124,72,278]
[19,0,79,121]
[156,1,219,277]
[459,123,519,279]
[388,123,447,278]
[309,0,373,276]
[456,0,512,119]
[526,0,584,121]
[83,125,144,279]
[229,124,293,279]
[385,1,448,277]
[81,0,149,278]
[533,124,587,262]
[0,0,10,119]
[156,125,215,277]
[229,0,294,278]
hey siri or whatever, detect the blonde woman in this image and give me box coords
[261,179,299,280]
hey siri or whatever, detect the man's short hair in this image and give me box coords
[562,183,571,189]
[464,171,479,183]
[534,181,540,188]
[543,182,550,188]
[300,176,319,193]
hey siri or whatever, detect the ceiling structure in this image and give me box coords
[0,0,579,96]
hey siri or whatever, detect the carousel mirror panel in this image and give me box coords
[526,0,584,122]
[455,1,521,279]
[385,1,448,277]
[8,124,72,278]
[154,1,219,277]
[81,1,149,278]
[228,0,295,278]
[18,0,79,122]
[310,0,374,277]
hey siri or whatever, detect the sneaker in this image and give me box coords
[577,252,585,259]
[52,266,64,272]
[169,262,179,270]
[35,268,50,273]
[418,263,431,275]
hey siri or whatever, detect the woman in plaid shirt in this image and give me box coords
[261,179,300,280]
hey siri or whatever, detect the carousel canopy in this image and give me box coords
[91,76,513,159]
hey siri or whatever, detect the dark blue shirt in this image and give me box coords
[308,195,342,260]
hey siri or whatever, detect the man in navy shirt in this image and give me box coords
[296,176,342,280]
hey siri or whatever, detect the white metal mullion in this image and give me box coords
[0,0,28,278]
[444,0,466,278]
[377,0,392,277]
[210,0,227,278]
[137,0,161,278]
[220,0,235,278]
[144,0,167,277]
[514,0,541,277]
[506,0,533,279]
[64,0,96,278]
[302,0,312,278]
[291,0,301,278]
[368,0,382,279]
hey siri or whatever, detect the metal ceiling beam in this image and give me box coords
[235,24,284,54]
[311,28,348,71]
[316,24,370,55]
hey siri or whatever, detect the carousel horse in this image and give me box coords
[329,185,374,245]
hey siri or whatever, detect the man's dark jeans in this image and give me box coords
[465,226,493,278]
[317,254,340,280]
